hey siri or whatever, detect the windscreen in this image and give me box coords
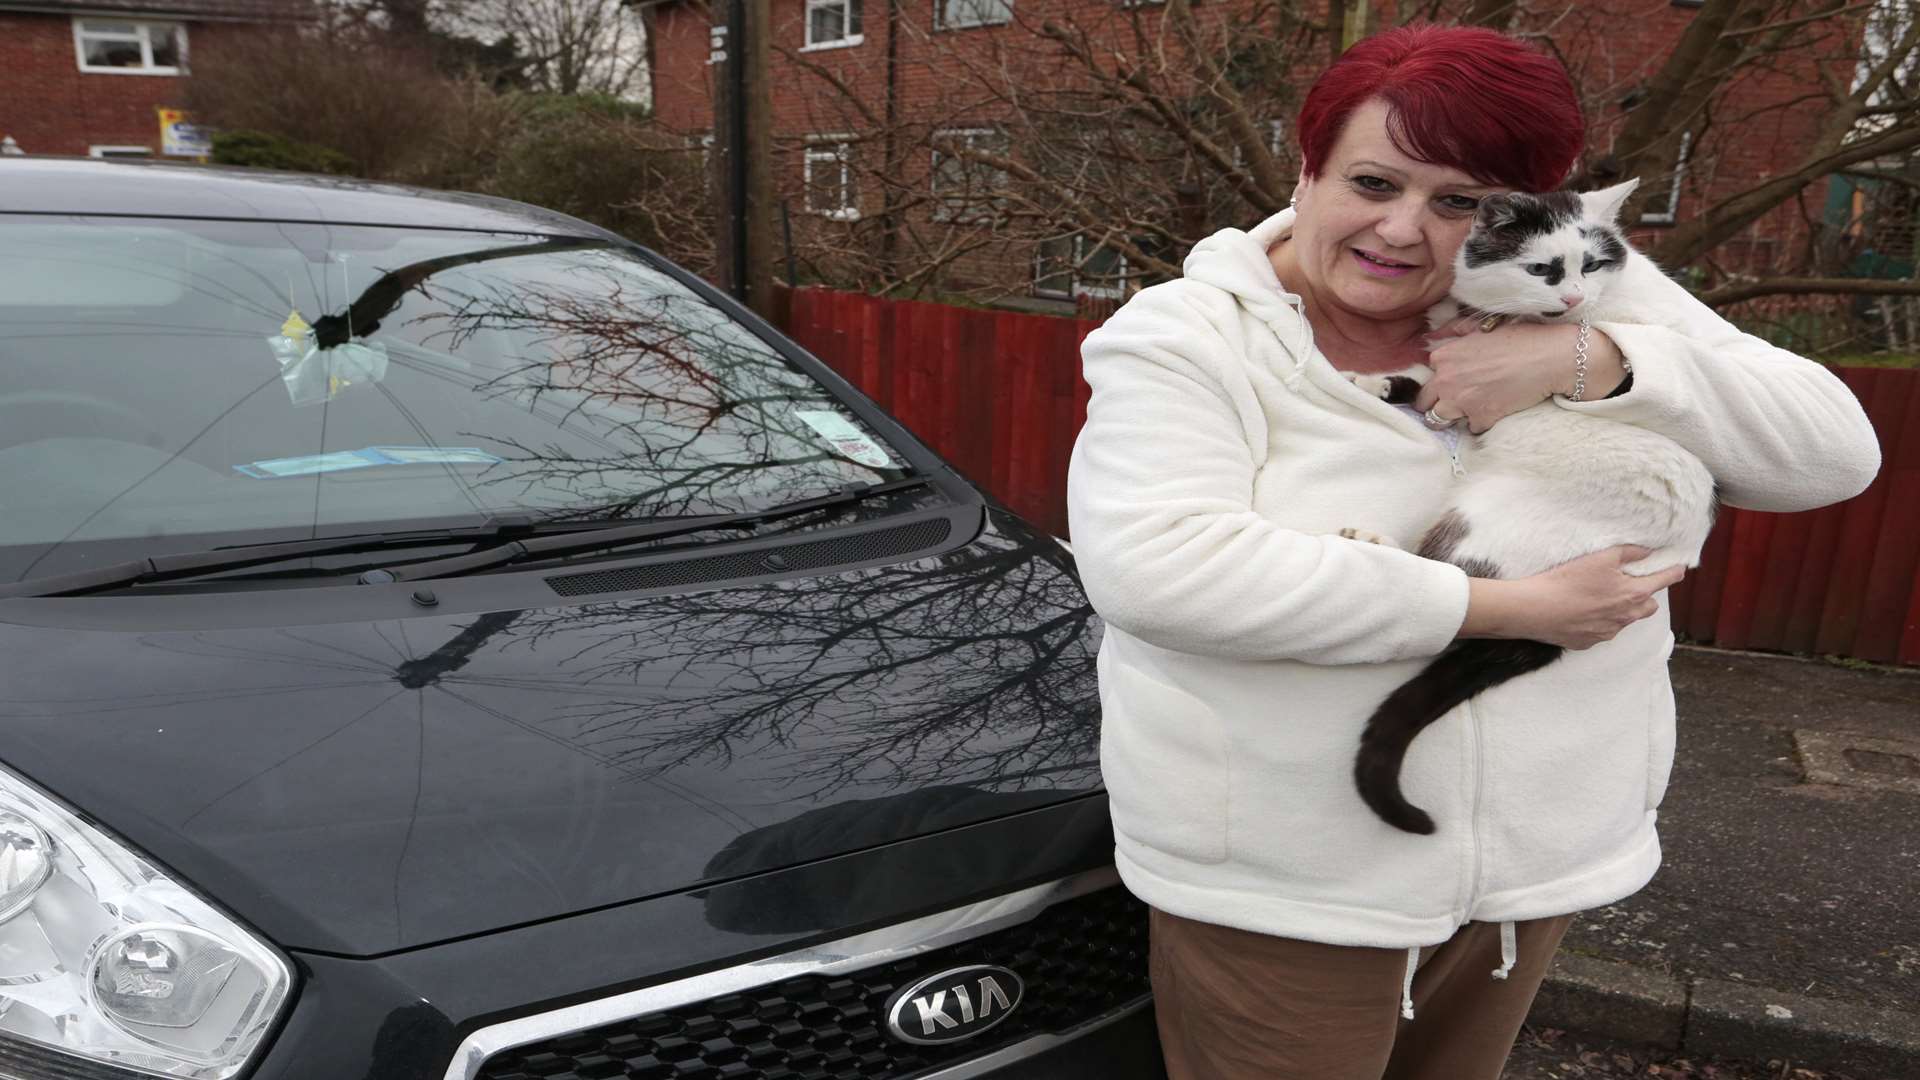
[0,216,912,584]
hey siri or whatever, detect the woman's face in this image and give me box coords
[1289,98,1503,323]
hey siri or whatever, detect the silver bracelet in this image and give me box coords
[1570,315,1592,401]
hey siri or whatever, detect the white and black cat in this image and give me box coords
[1344,179,1718,835]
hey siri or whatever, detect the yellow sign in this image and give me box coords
[157,107,210,157]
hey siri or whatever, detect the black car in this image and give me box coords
[0,159,1157,1080]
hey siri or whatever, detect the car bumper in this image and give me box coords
[237,794,1162,1080]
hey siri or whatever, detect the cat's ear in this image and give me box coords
[1580,179,1640,225]
[1477,194,1520,229]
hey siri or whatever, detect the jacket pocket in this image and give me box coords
[1098,653,1231,865]
[1645,641,1677,811]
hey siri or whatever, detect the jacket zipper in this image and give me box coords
[1461,698,1486,919]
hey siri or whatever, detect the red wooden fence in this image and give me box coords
[774,286,1920,666]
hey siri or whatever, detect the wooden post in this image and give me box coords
[710,0,773,319]
[742,0,774,319]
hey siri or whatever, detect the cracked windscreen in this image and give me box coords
[0,215,914,584]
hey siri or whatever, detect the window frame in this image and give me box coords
[929,127,1010,224]
[1639,130,1692,226]
[72,17,188,76]
[803,135,861,222]
[801,0,863,51]
[934,0,1012,32]
[88,145,153,159]
[1033,234,1130,301]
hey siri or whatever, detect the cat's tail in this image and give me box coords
[1354,639,1564,834]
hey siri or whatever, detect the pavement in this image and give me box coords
[1523,646,1920,1079]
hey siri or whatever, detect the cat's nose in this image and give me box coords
[1560,294,1584,309]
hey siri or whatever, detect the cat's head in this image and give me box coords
[1449,180,1638,321]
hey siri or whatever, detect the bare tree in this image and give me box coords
[656,0,1920,347]
[460,0,648,96]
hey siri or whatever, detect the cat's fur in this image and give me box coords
[1343,180,1718,835]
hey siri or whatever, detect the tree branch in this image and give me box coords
[1702,276,1920,306]
[1652,120,1920,266]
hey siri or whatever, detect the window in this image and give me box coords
[936,0,1011,31]
[930,128,1009,222]
[1034,234,1129,300]
[803,0,862,50]
[73,19,186,74]
[89,146,152,159]
[1639,131,1692,225]
[804,137,860,221]
[1231,119,1290,169]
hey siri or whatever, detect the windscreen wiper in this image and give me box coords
[0,515,668,599]
[353,475,933,585]
[0,477,931,599]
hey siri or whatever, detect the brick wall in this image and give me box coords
[645,1,1842,298]
[0,12,239,157]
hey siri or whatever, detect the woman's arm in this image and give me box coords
[1564,259,1881,512]
[1067,284,1471,665]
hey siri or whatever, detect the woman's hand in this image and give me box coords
[1461,545,1684,649]
[1415,319,1628,433]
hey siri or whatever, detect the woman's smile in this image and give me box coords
[1351,248,1420,277]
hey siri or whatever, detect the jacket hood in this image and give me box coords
[0,509,1103,956]
[1180,208,1316,385]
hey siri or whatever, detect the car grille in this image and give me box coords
[475,884,1149,1080]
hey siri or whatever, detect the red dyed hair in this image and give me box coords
[1296,24,1583,193]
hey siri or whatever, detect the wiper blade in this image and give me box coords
[356,476,933,586]
[0,515,651,599]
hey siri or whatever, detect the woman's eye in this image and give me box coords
[1524,263,1552,276]
[1352,175,1394,193]
[1439,195,1480,212]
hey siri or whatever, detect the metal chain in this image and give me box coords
[1570,314,1592,401]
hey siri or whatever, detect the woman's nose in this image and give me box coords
[1375,202,1425,247]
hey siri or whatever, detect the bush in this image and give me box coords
[480,93,699,248]
[211,130,355,175]
[186,29,703,250]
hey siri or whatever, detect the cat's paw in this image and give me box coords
[1338,527,1400,548]
[1344,372,1396,401]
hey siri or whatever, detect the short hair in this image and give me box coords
[1296,24,1584,193]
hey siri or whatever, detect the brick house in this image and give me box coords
[639,1,1839,309]
[0,0,303,159]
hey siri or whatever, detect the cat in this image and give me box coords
[1340,179,1718,835]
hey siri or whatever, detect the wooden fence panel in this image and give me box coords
[770,286,1920,665]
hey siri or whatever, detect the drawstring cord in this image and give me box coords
[1265,295,1310,391]
[1492,920,1518,980]
[1400,922,1519,1023]
[1400,946,1419,1020]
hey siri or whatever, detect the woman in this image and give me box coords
[1065,24,1880,1080]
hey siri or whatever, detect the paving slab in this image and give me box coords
[1688,977,1920,1079]
[1530,648,1920,1076]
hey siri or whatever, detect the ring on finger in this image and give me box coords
[1422,406,1458,430]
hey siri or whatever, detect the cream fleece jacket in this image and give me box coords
[1067,208,1880,948]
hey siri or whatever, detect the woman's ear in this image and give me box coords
[1580,179,1641,224]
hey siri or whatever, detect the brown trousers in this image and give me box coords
[1149,907,1573,1080]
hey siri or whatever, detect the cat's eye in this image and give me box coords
[1524,263,1552,276]
[1583,256,1615,273]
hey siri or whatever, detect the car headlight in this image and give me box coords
[0,764,292,1078]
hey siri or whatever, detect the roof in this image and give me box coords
[0,0,311,22]
[0,157,617,239]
